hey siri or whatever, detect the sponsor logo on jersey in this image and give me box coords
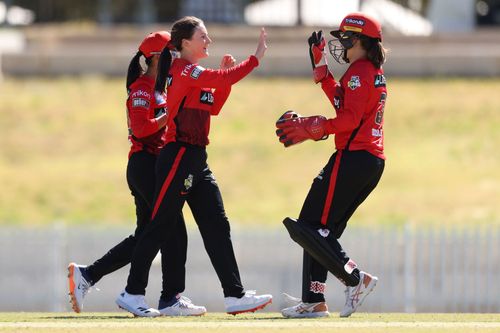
[181,64,194,77]
[200,91,214,105]
[333,96,341,110]
[347,75,361,90]
[132,98,150,109]
[372,128,383,137]
[345,18,365,26]
[374,74,386,88]
[131,89,151,99]
[190,66,204,79]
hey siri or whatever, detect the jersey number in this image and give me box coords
[375,92,386,125]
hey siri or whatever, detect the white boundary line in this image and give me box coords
[0,321,499,329]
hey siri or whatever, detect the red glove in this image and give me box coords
[276,114,329,147]
[308,31,329,83]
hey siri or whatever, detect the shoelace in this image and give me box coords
[177,296,195,308]
[244,290,257,296]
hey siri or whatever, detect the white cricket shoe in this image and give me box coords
[159,295,207,316]
[67,263,91,313]
[281,293,329,318]
[224,290,272,315]
[340,271,378,318]
[116,291,161,317]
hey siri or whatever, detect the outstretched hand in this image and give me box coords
[254,27,268,60]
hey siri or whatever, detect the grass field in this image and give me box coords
[0,312,499,333]
[0,77,499,226]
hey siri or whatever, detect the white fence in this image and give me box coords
[0,223,498,313]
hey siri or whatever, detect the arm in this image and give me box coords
[323,74,370,134]
[180,28,267,90]
[181,56,258,90]
[128,86,167,138]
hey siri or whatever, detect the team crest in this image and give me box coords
[348,75,361,90]
[184,174,193,192]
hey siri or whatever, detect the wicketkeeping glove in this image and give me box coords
[308,31,328,83]
[276,112,329,147]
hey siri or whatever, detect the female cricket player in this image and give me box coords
[68,31,205,316]
[116,16,273,317]
[276,12,388,318]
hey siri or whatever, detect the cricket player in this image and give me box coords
[276,12,388,318]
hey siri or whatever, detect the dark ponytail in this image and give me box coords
[126,51,144,91]
[359,35,386,69]
[154,46,172,94]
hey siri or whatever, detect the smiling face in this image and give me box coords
[182,24,212,61]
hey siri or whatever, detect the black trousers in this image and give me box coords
[299,149,384,302]
[87,150,187,300]
[126,142,244,297]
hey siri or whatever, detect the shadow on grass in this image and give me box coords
[41,315,135,320]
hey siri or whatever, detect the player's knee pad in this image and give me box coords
[283,217,358,285]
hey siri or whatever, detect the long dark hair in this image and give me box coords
[126,51,153,91]
[154,16,203,94]
[359,35,386,69]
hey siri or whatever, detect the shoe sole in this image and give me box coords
[339,277,378,318]
[282,311,330,318]
[227,298,272,315]
[159,310,207,317]
[67,263,81,314]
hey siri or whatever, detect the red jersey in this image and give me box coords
[165,56,259,146]
[126,75,168,157]
[321,59,387,159]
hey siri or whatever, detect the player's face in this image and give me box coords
[187,24,212,60]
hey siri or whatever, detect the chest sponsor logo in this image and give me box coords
[190,66,204,80]
[374,74,386,88]
[347,75,361,90]
[200,91,214,105]
[132,98,150,109]
[333,96,341,110]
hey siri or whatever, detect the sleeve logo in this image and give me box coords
[190,66,204,79]
[374,74,386,87]
[132,98,150,109]
[347,75,361,90]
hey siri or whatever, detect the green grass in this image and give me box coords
[0,313,499,333]
[0,77,499,226]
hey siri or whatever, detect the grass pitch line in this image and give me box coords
[1,321,499,329]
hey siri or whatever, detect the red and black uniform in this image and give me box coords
[86,75,187,301]
[126,56,259,297]
[300,59,387,303]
